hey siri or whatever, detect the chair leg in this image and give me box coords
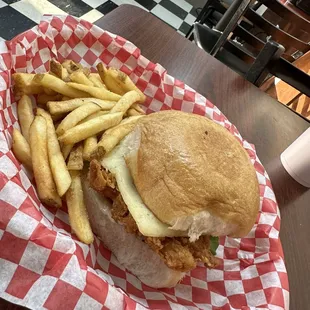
[185,0,221,38]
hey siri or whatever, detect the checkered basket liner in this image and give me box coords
[0,15,289,310]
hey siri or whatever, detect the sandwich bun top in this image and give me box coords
[125,110,260,239]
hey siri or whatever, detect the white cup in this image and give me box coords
[280,127,310,188]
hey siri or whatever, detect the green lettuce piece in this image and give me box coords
[210,236,219,255]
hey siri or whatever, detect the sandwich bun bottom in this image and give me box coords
[82,177,185,288]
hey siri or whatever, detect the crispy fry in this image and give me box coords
[47,98,115,115]
[37,93,62,105]
[17,95,34,143]
[67,144,84,170]
[83,136,97,161]
[67,82,121,101]
[132,103,145,114]
[62,60,81,73]
[37,108,71,197]
[88,73,107,88]
[56,102,104,136]
[97,63,146,103]
[58,112,122,145]
[70,71,93,86]
[79,110,109,124]
[110,90,140,116]
[33,74,88,98]
[66,170,94,244]
[126,108,140,116]
[12,73,44,96]
[62,96,71,101]
[62,60,90,76]
[29,116,62,207]
[95,115,144,157]
[43,87,57,96]
[50,59,70,81]
[62,143,74,161]
[12,128,32,170]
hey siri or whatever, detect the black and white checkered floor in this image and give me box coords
[0,0,198,41]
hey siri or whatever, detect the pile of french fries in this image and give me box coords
[12,59,146,244]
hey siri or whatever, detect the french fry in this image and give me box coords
[67,144,84,170]
[12,128,32,170]
[97,63,146,103]
[37,108,71,197]
[62,143,74,161]
[33,74,89,98]
[37,93,62,105]
[12,73,44,96]
[126,108,140,116]
[132,103,145,114]
[17,95,34,143]
[50,59,70,81]
[62,96,71,101]
[58,112,122,145]
[56,102,104,136]
[62,60,90,76]
[70,71,93,86]
[88,73,107,88]
[126,104,145,116]
[95,115,144,157]
[79,110,109,124]
[67,82,121,101]
[47,98,115,115]
[43,87,57,96]
[66,170,94,244]
[110,90,140,116]
[83,136,97,161]
[29,116,62,207]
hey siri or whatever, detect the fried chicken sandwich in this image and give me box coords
[82,110,260,288]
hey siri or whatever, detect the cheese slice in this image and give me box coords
[101,133,187,237]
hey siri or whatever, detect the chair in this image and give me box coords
[193,0,310,101]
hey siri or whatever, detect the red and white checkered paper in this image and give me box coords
[0,15,289,310]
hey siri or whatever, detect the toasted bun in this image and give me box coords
[82,177,184,288]
[125,110,260,238]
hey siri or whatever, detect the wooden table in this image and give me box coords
[2,4,310,310]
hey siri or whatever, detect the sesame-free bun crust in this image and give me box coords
[126,110,260,238]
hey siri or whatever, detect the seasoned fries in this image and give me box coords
[110,90,140,116]
[88,73,107,88]
[17,95,34,143]
[33,74,89,98]
[56,102,104,136]
[37,108,71,197]
[50,59,70,81]
[58,112,123,145]
[97,63,146,103]
[66,171,94,244]
[67,82,121,101]
[95,115,144,157]
[47,98,114,115]
[29,116,62,207]
[62,143,74,161]
[12,128,32,170]
[13,73,44,96]
[83,136,97,161]
[62,60,90,76]
[70,71,93,86]
[67,144,84,170]
[37,93,62,105]
[11,58,147,244]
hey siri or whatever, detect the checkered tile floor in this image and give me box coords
[0,0,198,41]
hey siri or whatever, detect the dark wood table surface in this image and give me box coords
[2,4,310,310]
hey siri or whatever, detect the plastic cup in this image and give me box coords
[280,127,310,187]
